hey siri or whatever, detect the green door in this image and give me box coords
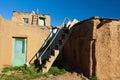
[12,38,27,66]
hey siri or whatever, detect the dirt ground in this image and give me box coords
[0,68,88,80]
[39,72,88,80]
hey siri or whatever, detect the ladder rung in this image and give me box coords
[33,18,38,20]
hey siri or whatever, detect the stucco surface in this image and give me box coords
[96,21,120,80]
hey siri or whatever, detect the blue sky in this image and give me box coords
[0,0,120,26]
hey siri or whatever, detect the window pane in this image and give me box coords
[15,39,25,54]
[24,18,29,23]
[39,18,46,26]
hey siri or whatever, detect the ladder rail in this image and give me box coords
[38,27,64,64]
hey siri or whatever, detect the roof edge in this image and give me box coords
[13,11,50,16]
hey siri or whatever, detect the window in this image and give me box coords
[39,18,46,26]
[23,18,29,24]
[14,38,26,54]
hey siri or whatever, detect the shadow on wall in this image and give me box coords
[62,20,97,78]
[91,40,96,76]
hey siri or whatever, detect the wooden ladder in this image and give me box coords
[41,19,79,73]
[42,27,70,73]
[32,15,38,25]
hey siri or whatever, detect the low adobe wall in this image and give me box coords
[63,17,120,80]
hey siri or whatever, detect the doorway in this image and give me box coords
[12,38,27,66]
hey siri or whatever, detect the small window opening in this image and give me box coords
[39,18,46,26]
[23,18,29,24]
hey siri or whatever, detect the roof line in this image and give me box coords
[13,11,50,15]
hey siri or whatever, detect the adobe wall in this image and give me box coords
[63,19,98,77]
[63,18,120,80]
[96,20,120,80]
[0,17,50,68]
[12,11,50,26]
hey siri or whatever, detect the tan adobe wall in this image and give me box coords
[63,18,120,80]
[63,19,97,77]
[96,20,120,80]
[12,11,50,26]
[0,17,50,68]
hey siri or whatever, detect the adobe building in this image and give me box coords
[0,11,51,68]
[63,16,120,80]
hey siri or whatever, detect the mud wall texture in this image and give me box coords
[63,17,120,80]
[96,20,120,80]
[0,16,50,68]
